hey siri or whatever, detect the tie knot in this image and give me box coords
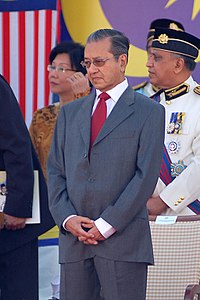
[99,92,110,102]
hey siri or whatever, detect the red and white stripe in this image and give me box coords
[0,9,58,126]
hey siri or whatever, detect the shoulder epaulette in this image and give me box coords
[132,81,148,90]
[193,85,200,95]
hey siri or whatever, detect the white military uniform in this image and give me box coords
[152,76,200,215]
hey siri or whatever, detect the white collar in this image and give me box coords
[96,78,128,102]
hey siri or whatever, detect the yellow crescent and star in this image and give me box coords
[61,0,200,78]
[165,0,200,20]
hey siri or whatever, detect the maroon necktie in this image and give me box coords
[90,92,110,147]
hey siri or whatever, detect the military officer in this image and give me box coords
[147,27,200,215]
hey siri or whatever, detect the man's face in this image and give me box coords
[146,49,178,89]
[84,38,127,91]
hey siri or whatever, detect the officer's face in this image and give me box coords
[146,49,178,89]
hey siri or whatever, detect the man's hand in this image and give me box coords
[65,216,98,245]
[147,196,168,215]
[78,224,106,245]
[0,212,4,230]
[4,213,26,230]
[67,72,90,99]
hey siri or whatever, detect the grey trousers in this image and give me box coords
[60,256,147,300]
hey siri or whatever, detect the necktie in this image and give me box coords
[90,92,110,147]
[150,89,163,102]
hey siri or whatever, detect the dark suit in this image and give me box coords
[47,86,165,299]
[0,75,55,300]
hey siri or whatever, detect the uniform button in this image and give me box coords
[83,153,87,158]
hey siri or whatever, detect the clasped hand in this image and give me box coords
[147,196,168,215]
[1,213,26,230]
[65,216,105,245]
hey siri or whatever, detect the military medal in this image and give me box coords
[167,112,177,134]
[174,122,182,132]
[174,112,185,134]
[167,112,185,134]
[167,140,181,154]
[167,122,175,134]
[171,160,186,177]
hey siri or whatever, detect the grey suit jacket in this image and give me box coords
[47,86,165,264]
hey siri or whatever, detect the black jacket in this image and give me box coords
[0,74,54,254]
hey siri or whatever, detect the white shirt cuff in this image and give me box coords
[62,215,77,231]
[95,217,116,239]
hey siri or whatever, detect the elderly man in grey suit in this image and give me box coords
[47,28,165,300]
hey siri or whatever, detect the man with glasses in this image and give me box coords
[47,29,165,300]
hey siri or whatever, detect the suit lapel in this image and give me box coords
[94,86,135,145]
[78,91,95,151]
[77,87,135,149]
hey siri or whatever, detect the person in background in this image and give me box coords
[133,18,185,97]
[146,27,200,216]
[47,28,165,300]
[0,74,54,300]
[29,40,90,180]
[29,40,91,300]
[0,184,7,196]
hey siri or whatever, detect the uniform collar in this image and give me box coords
[152,84,159,93]
[161,76,194,104]
[164,83,190,102]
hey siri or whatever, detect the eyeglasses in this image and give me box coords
[47,65,76,73]
[80,55,118,69]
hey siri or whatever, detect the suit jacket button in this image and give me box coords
[88,177,94,182]
[83,153,87,158]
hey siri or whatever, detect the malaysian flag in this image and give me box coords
[0,0,59,126]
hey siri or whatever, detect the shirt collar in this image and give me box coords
[96,78,128,102]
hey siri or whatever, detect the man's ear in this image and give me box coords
[174,57,184,74]
[119,54,127,72]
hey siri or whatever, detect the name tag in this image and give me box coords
[155,215,177,224]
